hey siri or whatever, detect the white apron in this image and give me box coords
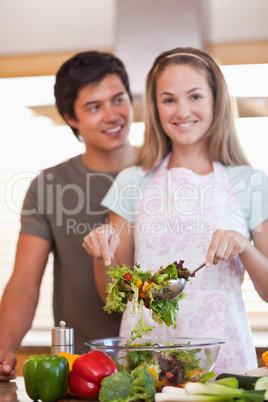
[119,154,257,374]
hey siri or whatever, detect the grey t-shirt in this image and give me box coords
[20,155,121,354]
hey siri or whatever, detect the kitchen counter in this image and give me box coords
[0,377,94,401]
[0,377,31,402]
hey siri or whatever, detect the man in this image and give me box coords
[0,51,139,380]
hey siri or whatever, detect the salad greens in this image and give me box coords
[113,340,203,389]
[104,261,191,342]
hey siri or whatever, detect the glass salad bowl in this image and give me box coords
[86,336,225,389]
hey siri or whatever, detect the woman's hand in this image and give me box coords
[83,224,120,267]
[205,229,249,267]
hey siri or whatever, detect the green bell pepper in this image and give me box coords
[23,354,69,402]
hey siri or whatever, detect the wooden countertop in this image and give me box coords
[0,377,95,401]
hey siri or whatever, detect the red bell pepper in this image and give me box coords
[68,350,118,399]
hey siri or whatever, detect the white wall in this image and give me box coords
[115,0,206,95]
[207,0,268,43]
[1,0,268,57]
[0,0,116,55]
[0,0,268,95]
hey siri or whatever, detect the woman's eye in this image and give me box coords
[163,98,175,104]
[191,94,202,101]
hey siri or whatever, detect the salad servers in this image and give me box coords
[149,262,206,301]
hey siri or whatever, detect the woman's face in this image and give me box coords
[156,64,214,150]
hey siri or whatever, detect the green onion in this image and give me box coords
[198,371,216,383]
[156,385,233,401]
[185,382,265,401]
[213,377,239,388]
[155,377,268,402]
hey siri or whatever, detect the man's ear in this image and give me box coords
[64,113,78,129]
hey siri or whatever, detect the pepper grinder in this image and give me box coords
[51,320,74,354]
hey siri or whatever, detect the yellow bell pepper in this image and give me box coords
[262,351,268,368]
[147,368,158,380]
[143,282,151,292]
[58,351,79,371]
[186,368,201,378]
[58,351,80,396]
[139,365,158,380]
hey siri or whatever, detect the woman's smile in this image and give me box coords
[173,120,197,129]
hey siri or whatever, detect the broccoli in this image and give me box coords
[152,264,179,284]
[99,371,134,402]
[98,368,156,402]
[152,272,169,284]
[129,367,156,402]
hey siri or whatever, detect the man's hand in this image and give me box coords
[83,224,120,267]
[0,349,17,381]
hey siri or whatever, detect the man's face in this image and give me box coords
[65,74,133,152]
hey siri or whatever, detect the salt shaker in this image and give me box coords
[51,320,74,354]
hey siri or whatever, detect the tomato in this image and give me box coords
[123,273,133,283]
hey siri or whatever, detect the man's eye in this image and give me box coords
[88,105,99,112]
[114,97,125,104]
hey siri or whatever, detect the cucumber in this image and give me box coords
[254,375,268,391]
[216,373,261,390]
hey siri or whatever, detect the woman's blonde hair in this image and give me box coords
[137,47,250,169]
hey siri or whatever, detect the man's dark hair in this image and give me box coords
[54,51,132,139]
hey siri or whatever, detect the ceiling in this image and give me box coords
[1,0,267,122]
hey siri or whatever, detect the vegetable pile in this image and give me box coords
[104,260,191,343]
[25,262,268,401]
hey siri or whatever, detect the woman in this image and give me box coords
[83,47,268,374]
